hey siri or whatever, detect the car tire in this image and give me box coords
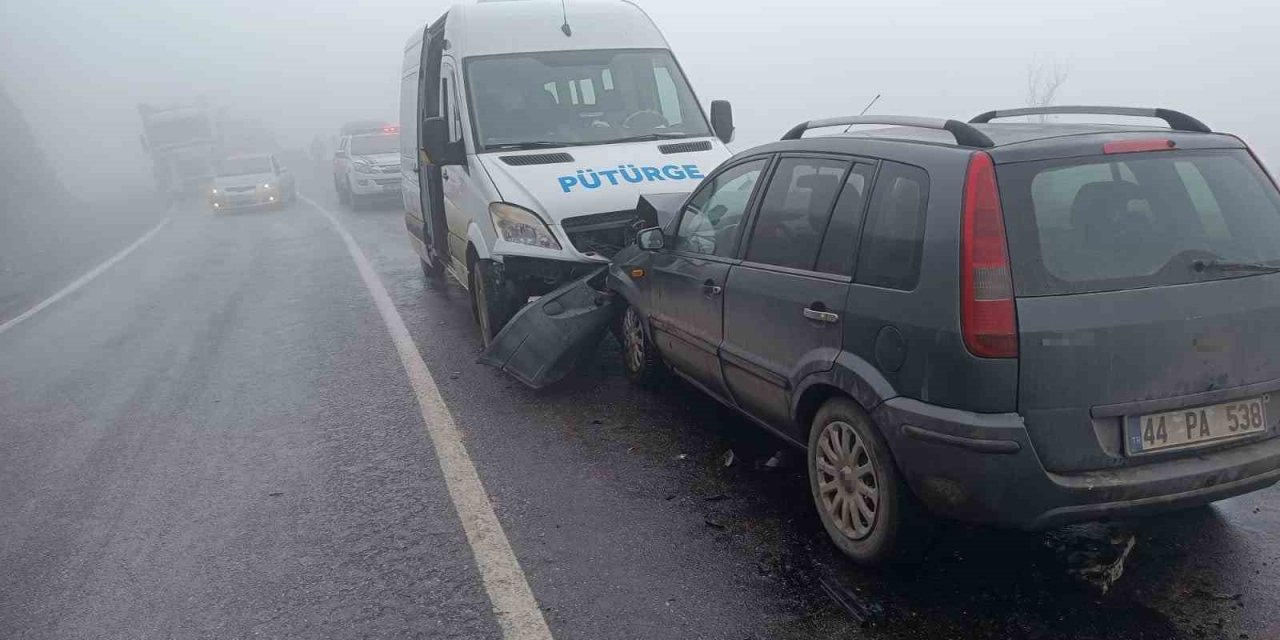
[469,259,508,346]
[619,304,665,387]
[807,397,915,566]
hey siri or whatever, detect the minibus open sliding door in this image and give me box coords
[418,17,449,269]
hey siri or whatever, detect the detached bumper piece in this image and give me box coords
[479,267,618,389]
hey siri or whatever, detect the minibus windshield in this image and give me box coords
[466,49,712,151]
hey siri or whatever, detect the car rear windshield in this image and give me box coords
[350,134,398,155]
[997,149,1280,296]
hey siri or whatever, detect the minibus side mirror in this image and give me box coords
[422,117,461,165]
[636,227,664,251]
[710,100,734,144]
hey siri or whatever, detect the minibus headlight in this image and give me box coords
[489,203,561,250]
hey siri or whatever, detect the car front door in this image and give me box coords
[721,156,876,435]
[650,157,769,400]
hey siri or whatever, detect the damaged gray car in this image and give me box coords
[485,107,1280,566]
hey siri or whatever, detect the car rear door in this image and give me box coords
[997,146,1280,472]
[720,156,875,435]
[650,157,769,400]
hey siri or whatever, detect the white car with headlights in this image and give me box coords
[334,129,401,209]
[209,153,296,212]
[399,0,735,343]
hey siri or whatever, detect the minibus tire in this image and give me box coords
[470,259,506,345]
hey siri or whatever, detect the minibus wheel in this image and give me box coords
[470,259,505,345]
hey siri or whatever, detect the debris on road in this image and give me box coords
[759,449,790,471]
[1043,523,1137,594]
[720,449,736,468]
[818,573,886,626]
[704,518,727,531]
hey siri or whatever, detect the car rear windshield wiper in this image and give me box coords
[1192,259,1280,274]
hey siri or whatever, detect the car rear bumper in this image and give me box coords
[875,396,1280,529]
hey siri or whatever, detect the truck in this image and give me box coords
[137,102,220,199]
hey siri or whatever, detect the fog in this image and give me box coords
[2,0,1277,198]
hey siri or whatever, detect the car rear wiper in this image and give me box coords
[1192,259,1280,274]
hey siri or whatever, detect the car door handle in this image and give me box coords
[803,307,839,324]
[702,280,722,297]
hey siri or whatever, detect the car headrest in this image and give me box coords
[1070,181,1146,244]
[796,173,843,228]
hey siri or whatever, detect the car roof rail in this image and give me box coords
[968,106,1211,133]
[781,116,995,148]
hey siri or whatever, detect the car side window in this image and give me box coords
[855,162,929,290]
[674,159,767,257]
[745,157,850,270]
[815,163,877,276]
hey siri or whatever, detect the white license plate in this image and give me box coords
[1125,396,1268,455]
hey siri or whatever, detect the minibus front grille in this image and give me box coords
[562,210,652,258]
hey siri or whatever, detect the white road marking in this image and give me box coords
[303,196,553,640]
[0,218,170,336]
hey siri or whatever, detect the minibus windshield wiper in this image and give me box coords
[603,133,696,144]
[485,141,583,151]
[1192,259,1280,274]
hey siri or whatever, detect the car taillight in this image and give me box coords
[961,151,1018,358]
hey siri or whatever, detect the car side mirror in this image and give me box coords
[422,117,461,165]
[636,227,665,251]
[710,100,734,144]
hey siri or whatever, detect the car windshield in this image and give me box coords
[349,134,398,155]
[998,148,1280,295]
[466,49,712,151]
[217,156,273,177]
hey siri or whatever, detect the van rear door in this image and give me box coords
[997,146,1280,472]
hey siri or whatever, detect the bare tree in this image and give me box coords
[1026,57,1069,122]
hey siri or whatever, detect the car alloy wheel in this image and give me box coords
[815,420,880,541]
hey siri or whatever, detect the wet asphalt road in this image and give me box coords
[2,166,1279,640]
